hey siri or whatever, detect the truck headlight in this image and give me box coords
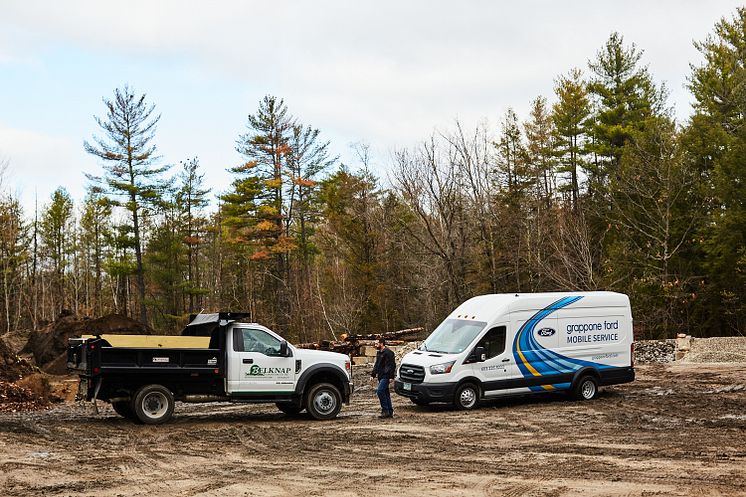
[429,361,455,375]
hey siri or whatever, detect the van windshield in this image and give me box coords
[420,319,487,354]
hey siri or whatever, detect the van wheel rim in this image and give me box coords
[314,390,336,414]
[460,388,476,408]
[582,381,596,399]
[142,392,169,419]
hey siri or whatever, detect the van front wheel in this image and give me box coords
[573,376,599,401]
[454,383,479,410]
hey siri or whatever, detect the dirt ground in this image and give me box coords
[0,363,744,497]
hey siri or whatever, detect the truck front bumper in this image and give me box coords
[394,379,455,403]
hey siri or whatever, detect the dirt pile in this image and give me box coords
[0,337,35,382]
[22,313,154,375]
[0,337,51,412]
[0,381,47,413]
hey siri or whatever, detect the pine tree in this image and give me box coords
[523,96,557,206]
[80,189,112,316]
[552,68,591,209]
[587,33,665,186]
[84,85,169,324]
[176,158,210,313]
[40,188,74,315]
[686,7,746,334]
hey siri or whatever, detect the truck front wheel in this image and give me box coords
[132,384,175,425]
[305,383,342,420]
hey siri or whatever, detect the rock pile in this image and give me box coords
[633,340,676,363]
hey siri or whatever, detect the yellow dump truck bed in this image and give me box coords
[81,334,211,348]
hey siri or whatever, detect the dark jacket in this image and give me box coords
[371,347,396,380]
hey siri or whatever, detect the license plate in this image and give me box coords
[403,382,412,391]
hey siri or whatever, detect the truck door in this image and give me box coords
[227,327,296,395]
[468,325,512,395]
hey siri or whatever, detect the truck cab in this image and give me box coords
[68,313,353,424]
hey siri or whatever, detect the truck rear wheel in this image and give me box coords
[111,400,135,419]
[132,385,175,425]
[276,402,304,415]
[305,382,342,420]
[573,375,599,401]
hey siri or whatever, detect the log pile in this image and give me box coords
[297,327,425,358]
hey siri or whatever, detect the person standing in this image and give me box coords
[371,338,396,418]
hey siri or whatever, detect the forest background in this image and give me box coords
[2,9,746,342]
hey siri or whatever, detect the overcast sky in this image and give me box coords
[0,1,742,212]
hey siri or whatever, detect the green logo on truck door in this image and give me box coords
[247,365,292,377]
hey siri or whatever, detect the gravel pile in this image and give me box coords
[680,337,746,363]
[634,339,676,363]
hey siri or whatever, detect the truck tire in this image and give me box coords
[132,384,175,425]
[111,400,135,419]
[454,383,479,410]
[276,402,304,415]
[305,382,342,420]
[573,375,599,401]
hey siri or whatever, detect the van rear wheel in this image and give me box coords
[573,375,599,401]
[454,383,479,410]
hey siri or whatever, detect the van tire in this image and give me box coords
[132,384,175,425]
[573,375,599,401]
[454,383,479,410]
[305,382,342,420]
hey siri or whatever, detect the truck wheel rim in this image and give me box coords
[142,392,169,419]
[460,387,476,408]
[313,390,336,414]
[582,381,596,399]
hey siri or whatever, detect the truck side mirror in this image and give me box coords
[475,346,487,362]
[279,340,289,357]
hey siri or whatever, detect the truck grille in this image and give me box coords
[399,364,425,383]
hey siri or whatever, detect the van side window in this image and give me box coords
[477,326,506,359]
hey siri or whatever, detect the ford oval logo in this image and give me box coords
[537,327,556,337]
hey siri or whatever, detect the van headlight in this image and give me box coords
[429,361,455,375]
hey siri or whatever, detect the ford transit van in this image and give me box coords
[394,292,635,409]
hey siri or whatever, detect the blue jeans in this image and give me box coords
[376,377,393,414]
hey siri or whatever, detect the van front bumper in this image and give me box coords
[394,379,455,403]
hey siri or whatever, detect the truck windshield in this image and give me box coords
[420,319,487,354]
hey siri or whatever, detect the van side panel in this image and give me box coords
[509,295,633,393]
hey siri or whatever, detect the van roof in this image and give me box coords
[449,291,629,323]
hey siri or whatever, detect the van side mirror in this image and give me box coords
[475,346,487,362]
[279,340,289,357]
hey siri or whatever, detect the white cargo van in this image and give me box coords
[394,292,635,409]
